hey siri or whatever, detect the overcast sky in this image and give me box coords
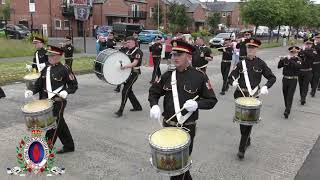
[200,0,320,3]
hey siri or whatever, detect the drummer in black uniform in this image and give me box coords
[218,38,233,95]
[192,36,213,73]
[149,40,218,180]
[26,37,48,72]
[298,38,315,105]
[61,36,74,71]
[278,46,302,118]
[310,33,320,97]
[149,36,163,83]
[24,45,78,154]
[228,38,276,160]
[114,36,143,117]
[236,30,252,60]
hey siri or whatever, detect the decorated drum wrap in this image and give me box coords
[23,72,40,90]
[21,100,56,130]
[149,127,191,176]
[234,97,262,125]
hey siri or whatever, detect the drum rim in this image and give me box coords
[149,127,191,150]
[23,73,40,81]
[21,99,54,114]
[235,103,262,109]
[235,97,262,107]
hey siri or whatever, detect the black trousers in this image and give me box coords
[234,90,252,153]
[46,100,74,150]
[221,62,231,92]
[118,72,142,112]
[298,71,313,102]
[282,78,298,114]
[0,87,5,98]
[163,122,196,180]
[311,64,320,94]
[151,57,161,83]
[65,58,73,71]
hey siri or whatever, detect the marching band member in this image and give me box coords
[228,38,276,160]
[99,36,108,52]
[61,36,74,71]
[236,30,252,60]
[24,45,78,154]
[114,36,143,117]
[217,38,233,95]
[278,46,302,118]
[191,36,213,73]
[311,33,320,97]
[298,38,315,105]
[149,36,163,84]
[26,37,48,72]
[149,40,218,180]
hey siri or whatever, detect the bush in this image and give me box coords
[24,32,48,44]
[199,29,211,37]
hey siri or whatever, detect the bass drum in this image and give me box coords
[93,48,131,85]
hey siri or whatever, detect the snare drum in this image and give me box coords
[23,72,40,90]
[234,97,262,125]
[21,99,56,131]
[149,127,192,176]
[93,48,131,85]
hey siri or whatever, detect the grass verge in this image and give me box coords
[0,38,35,58]
[0,56,95,86]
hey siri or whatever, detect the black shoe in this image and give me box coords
[284,113,289,119]
[114,111,123,117]
[220,91,225,95]
[301,100,306,105]
[114,87,120,92]
[130,108,142,112]
[310,91,315,97]
[237,151,245,160]
[56,148,74,154]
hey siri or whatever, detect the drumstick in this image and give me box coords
[165,95,199,123]
[232,76,246,97]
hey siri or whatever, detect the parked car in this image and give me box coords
[4,24,29,39]
[138,30,167,43]
[113,23,144,41]
[16,24,31,33]
[95,25,112,39]
[209,33,233,48]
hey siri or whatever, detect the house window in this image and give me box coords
[1,0,5,4]
[64,20,70,30]
[150,7,154,18]
[55,19,62,30]
[227,12,231,16]
[222,12,226,17]
[132,4,139,17]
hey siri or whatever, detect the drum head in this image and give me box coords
[102,51,131,85]
[150,127,190,149]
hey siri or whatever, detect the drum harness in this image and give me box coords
[35,51,46,72]
[241,60,259,97]
[126,47,140,72]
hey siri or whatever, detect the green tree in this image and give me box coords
[167,3,192,33]
[207,12,220,33]
[0,0,10,21]
[152,3,163,29]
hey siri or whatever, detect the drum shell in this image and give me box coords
[21,101,56,131]
[234,100,262,124]
[149,128,191,176]
[24,78,38,91]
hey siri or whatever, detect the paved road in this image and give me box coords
[1,46,320,179]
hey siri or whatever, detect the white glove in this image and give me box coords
[25,64,32,71]
[150,105,161,121]
[38,63,46,71]
[24,90,33,98]
[260,86,268,95]
[58,90,68,99]
[183,100,198,112]
[232,79,239,87]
